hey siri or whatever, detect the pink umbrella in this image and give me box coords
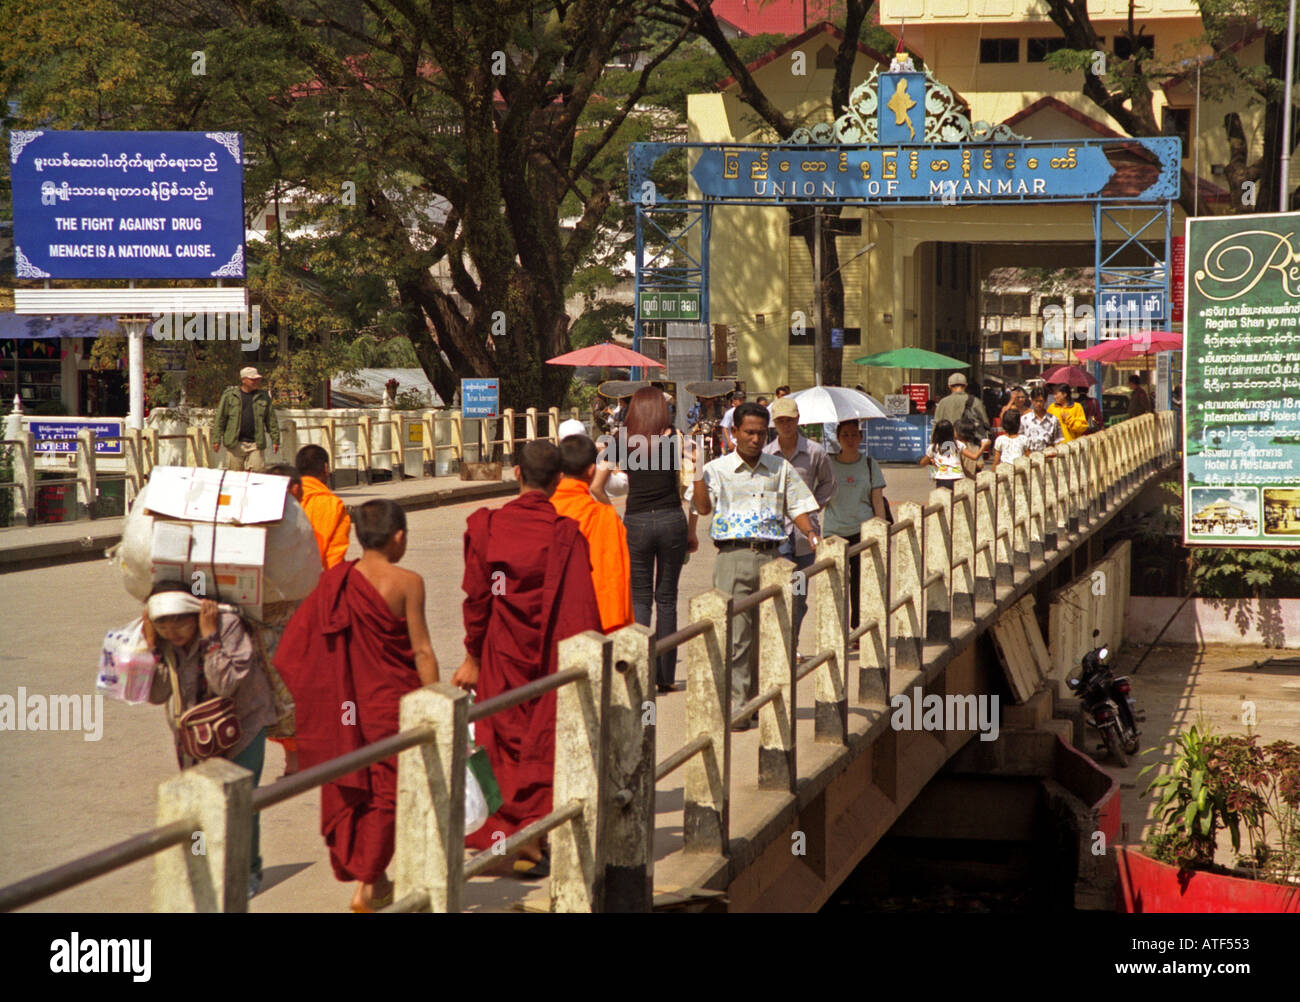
[546,341,665,368]
[1042,364,1097,387]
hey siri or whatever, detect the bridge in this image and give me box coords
[0,412,1178,913]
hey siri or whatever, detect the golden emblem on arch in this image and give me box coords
[886,78,917,141]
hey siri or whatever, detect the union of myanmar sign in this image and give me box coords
[690,142,1115,203]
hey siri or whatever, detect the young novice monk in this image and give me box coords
[275,499,439,912]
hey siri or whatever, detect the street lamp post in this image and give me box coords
[1282,0,1297,212]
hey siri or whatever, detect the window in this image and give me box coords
[1162,107,1191,154]
[1114,34,1155,60]
[979,38,1019,64]
[1027,38,1067,62]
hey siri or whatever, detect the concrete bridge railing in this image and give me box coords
[1,405,586,525]
[0,413,1178,913]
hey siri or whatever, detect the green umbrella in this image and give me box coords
[852,347,969,369]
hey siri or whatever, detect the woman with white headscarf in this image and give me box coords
[144,581,278,898]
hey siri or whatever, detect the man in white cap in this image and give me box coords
[214,366,280,471]
[763,396,836,655]
[934,371,989,440]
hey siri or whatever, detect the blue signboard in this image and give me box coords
[690,142,1118,204]
[866,414,931,462]
[1099,290,1165,321]
[10,130,245,280]
[461,379,499,419]
[30,420,124,455]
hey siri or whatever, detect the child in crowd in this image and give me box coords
[919,420,965,491]
[992,408,1028,467]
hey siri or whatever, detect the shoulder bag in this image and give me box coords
[168,648,242,762]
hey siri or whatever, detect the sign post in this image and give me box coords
[1183,212,1300,547]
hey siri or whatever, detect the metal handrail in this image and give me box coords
[730,685,783,726]
[888,517,915,535]
[655,618,713,654]
[655,734,712,782]
[794,648,834,683]
[468,666,587,723]
[463,800,583,879]
[0,819,193,912]
[845,535,880,557]
[732,582,783,616]
[848,616,880,644]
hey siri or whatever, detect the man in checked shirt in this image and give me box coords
[692,401,820,730]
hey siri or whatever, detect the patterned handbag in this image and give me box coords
[167,657,242,761]
[177,696,242,761]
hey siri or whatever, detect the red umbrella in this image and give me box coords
[546,341,665,368]
[1076,330,1182,363]
[1042,364,1097,387]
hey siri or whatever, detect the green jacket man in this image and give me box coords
[213,366,280,472]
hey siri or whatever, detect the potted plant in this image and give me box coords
[1116,725,1300,912]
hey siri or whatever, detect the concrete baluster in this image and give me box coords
[1011,457,1030,575]
[813,535,848,744]
[10,430,34,526]
[451,412,464,469]
[890,501,923,678]
[358,414,374,484]
[1043,447,1060,553]
[394,684,467,913]
[757,556,796,792]
[857,518,890,705]
[502,408,516,464]
[950,480,976,627]
[547,407,561,443]
[994,465,1013,588]
[153,759,252,913]
[1087,437,1102,522]
[924,488,951,643]
[552,631,611,912]
[973,470,996,605]
[684,590,730,854]
[1029,453,1046,563]
[525,407,538,444]
[605,625,656,911]
[76,428,97,520]
[1063,442,1080,535]
[124,427,144,510]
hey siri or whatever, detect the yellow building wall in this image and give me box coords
[682,17,1275,393]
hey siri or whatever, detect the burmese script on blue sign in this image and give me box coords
[30,420,125,455]
[690,143,1114,202]
[10,130,246,280]
[461,379,499,419]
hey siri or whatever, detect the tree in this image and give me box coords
[1040,0,1298,214]
[651,1,893,384]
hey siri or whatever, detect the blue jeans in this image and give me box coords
[230,728,267,876]
[624,507,688,687]
[779,534,816,650]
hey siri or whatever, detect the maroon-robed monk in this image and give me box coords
[276,499,438,912]
[453,440,602,871]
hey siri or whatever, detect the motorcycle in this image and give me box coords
[1066,637,1143,767]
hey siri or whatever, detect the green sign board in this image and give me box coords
[639,291,700,320]
[1183,211,1300,547]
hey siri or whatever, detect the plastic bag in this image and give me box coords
[97,618,157,705]
[463,710,503,834]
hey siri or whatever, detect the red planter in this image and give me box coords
[1117,846,1300,913]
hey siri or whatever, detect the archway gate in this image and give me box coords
[628,62,1181,382]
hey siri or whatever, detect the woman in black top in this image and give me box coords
[620,387,697,692]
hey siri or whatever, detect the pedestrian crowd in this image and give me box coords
[137,367,1151,911]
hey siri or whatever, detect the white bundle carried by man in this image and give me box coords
[111,467,321,616]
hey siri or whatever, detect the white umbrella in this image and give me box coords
[785,385,888,424]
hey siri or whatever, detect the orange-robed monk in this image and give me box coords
[549,434,633,633]
[296,444,351,568]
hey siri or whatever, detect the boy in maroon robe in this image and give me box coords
[453,440,602,875]
[276,499,439,911]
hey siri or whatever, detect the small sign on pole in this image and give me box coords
[461,379,499,419]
